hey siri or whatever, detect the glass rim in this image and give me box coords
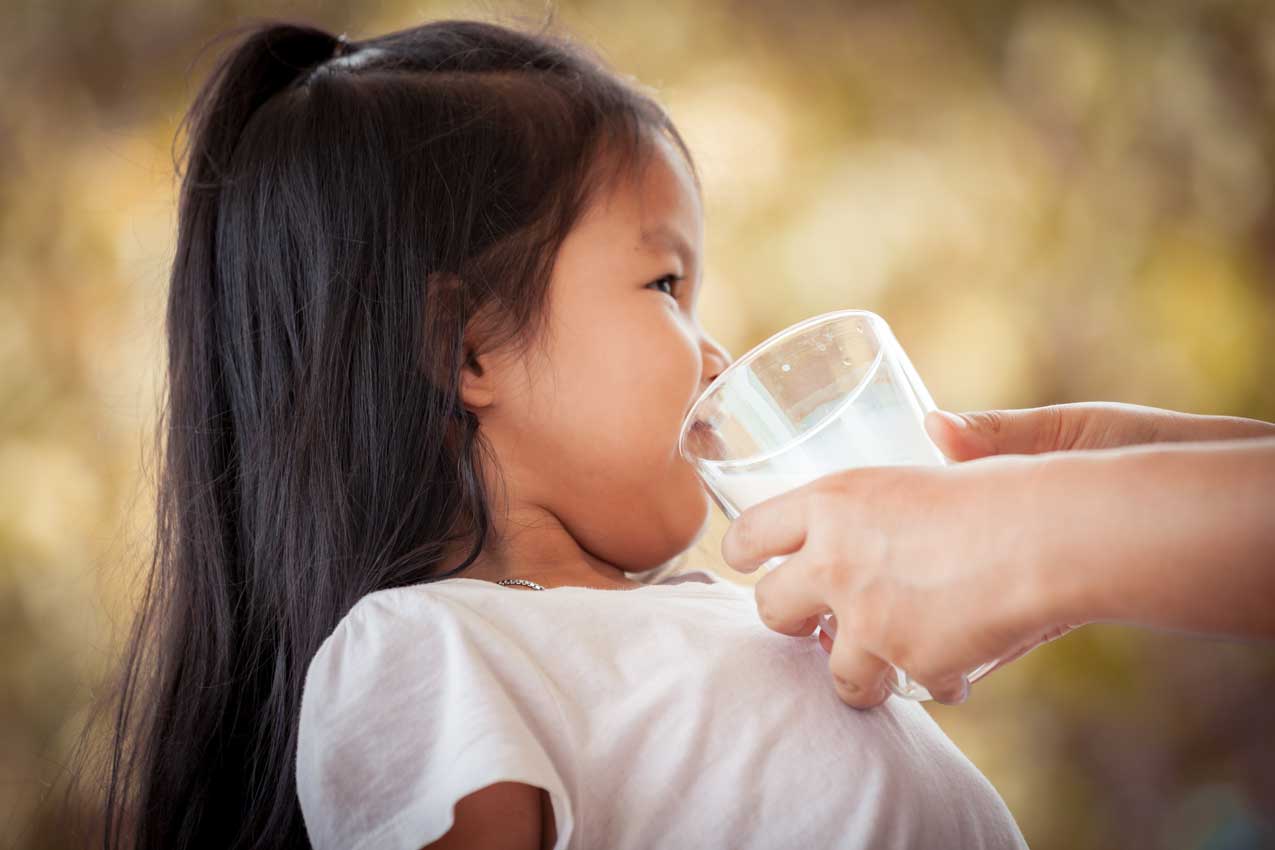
[677,309,890,470]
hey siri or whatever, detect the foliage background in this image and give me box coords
[3,1,1273,848]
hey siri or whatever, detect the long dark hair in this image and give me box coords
[61,13,698,849]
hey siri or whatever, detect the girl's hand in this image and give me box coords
[720,454,1079,709]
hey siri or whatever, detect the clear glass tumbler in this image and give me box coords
[678,309,999,701]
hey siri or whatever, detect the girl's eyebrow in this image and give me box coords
[640,223,695,266]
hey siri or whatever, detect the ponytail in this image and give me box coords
[180,22,341,188]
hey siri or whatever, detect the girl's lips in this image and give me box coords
[684,419,727,461]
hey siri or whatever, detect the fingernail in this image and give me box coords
[936,410,967,430]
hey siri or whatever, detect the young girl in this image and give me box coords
[87,15,1029,850]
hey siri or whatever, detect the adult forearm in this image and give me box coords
[1034,436,1275,639]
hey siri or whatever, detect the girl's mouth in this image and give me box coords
[684,419,727,462]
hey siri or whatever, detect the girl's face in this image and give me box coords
[462,133,732,573]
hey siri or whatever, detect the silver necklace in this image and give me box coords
[496,577,546,591]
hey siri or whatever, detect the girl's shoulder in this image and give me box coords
[308,568,760,691]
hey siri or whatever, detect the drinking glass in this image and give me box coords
[678,309,999,701]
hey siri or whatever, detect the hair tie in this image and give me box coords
[296,33,384,87]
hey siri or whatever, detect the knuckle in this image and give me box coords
[753,576,801,634]
[810,471,859,510]
[827,653,855,687]
[755,595,784,631]
[1042,404,1070,452]
[811,470,848,494]
[857,521,892,572]
[831,672,860,696]
[850,577,904,649]
[976,409,1005,436]
[829,668,861,698]
[1132,407,1166,445]
[844,592,884,648]
[807,551,847,593]
[821,471,861,504]
[884,632,921,678]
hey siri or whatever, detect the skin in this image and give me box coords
[438,132,731,591]
[718,402,1275,709]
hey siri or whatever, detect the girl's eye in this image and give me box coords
[648,274,685,299]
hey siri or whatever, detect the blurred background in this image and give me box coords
[3,0,1274,848]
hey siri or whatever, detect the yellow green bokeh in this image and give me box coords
[4,2,1273,848]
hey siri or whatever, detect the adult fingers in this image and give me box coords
[823,626,973,707]
[924,406,1070,462]
[827,632,892,710]
[921,673,971,706]
[752,554,831,637]
[720,485,813,574]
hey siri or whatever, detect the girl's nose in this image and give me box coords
[702,338,732,386]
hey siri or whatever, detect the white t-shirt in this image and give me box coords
[295,569,1028,850]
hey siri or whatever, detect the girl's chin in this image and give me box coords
[687,487,714,539]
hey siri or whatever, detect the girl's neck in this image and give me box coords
[440,506,644,590]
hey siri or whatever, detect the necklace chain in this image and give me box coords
[496,577,547,591]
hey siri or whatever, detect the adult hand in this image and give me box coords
[721,450,1076,709]
[721,401,1275,710]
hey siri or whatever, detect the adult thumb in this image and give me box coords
[924,407,1065,461]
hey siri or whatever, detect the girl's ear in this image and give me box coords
[427,270,498,413]
[459,343,496,412]
[423,271,492,412]
[423,272,497,415]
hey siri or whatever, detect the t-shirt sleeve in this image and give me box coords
[295,591,576,850]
